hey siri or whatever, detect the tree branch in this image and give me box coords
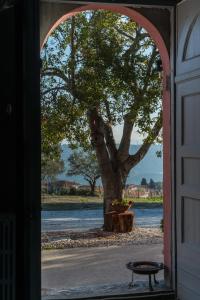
[41,67,69,83]
[70,16,76,97]
[104,100,112,123]
[102,119,117,162]
[87,109,113,178]
[118,114,134,162]
[98,102,117,162]
[41,67,80,101]
[125,46,158,113]
[114,26,148,43]
[84,176,93,184]
[141,45,158,95]
[117,47,159,157]
[41,86,68,96]
[124,112,162,173]
[118,27,146,93]
[118,95,143,161]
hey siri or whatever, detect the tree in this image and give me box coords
[41,10,162,229]
[155,181,163,192]
[148,178,156,189]
[141,178,148,186]
[67,148,100,196]
[41,144,64,193]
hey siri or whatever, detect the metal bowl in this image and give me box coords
[126,261,164,275]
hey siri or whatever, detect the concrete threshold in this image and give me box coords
[42,280,174,300]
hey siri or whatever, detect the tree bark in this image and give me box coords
[87,109,125,212]
[88,108,162,232]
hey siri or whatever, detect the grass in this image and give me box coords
[41,194,163,210]
[126,197,163,203]
[41,194,102,204]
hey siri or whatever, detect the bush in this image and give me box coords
[68,187,77,195]
[58,188,69,195]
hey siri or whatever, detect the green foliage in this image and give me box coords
[41,143,64,181]
[154,181,163,191]
[67,148,100,194]
[128,197,163,203]
[141,177,148,186]
[111,199,133,206]
[67,148,100,178]
[156,150,162,158]
[148,178,156,189]
[41,10,162,150]
[57,188,95,197]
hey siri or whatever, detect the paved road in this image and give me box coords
[42,243,163,297]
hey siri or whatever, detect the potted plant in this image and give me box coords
[111,199,133,213]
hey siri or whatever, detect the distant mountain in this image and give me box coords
[57,144,163,185]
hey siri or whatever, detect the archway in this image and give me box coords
[41,3,171,289]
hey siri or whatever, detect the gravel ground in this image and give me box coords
[42,227,163,249]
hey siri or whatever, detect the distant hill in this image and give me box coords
[57,144,163,185]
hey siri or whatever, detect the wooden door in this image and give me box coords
[0,4,18,300]
[176,0,200,299]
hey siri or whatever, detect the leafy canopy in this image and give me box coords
[67,148,100,184]
[41,10,162,152]
[41,143,64,181]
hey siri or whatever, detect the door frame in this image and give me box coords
[41,1,174,288]
[16,1,41,300]
[19,1,178,299]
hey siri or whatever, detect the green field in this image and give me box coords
[41,194,163,210]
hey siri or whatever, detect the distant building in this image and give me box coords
[125,184,163,198]
[78,185,91,191]
[54,180,80,189]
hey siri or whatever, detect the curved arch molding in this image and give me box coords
[183,13,200,61]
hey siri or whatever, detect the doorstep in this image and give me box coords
[42,280,174,300]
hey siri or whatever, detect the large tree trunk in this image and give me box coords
[88,108,132,231]
[102,171,124,212]
[88,108,162,232]
[101,169,126,230]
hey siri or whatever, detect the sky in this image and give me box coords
[113,112,158,144]
[113,124,144,144]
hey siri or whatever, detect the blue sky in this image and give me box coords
[113,124,144,144]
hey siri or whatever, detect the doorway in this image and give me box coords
[40,3,172,299]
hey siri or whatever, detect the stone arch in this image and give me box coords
[41,3,171,281]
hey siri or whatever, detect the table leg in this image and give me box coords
[154,274,159,284]
[148,274,153,291]
[128,271,134,288]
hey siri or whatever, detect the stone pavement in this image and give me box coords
[42,243,164,299]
